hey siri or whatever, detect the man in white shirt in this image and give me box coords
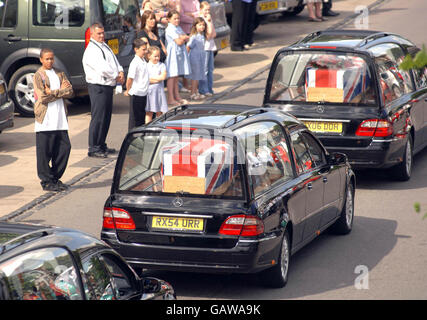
[82,22,125,158]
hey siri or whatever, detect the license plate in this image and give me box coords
[259,0,278,11]
[304,121,343,133]
[0,84,5,95]
[220,37,229,49]
[108,38,119,55]
[151,216,204,232]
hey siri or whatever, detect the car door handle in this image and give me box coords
[323,177,328,183]
[4,35,21,42]
[307,182,313,190]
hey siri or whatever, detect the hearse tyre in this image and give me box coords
[260,229,291,288]
[330,181,355,235]
[391,135,413,181]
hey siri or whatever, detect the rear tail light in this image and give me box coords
[355,119,393,137]
[103,207,136,230]
[219,215,264,237]
[85,27,91,48]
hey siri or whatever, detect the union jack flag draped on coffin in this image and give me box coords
[305,56,371,103]
[160,138,236,195]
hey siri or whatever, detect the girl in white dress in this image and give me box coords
[165,10,191,106]
[146,46,168,123]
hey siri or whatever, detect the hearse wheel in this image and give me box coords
[260,229,290,288]
[391,135,413,181]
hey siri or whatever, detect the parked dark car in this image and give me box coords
[0,72,13,134]
[0,222,176,300]
[263,29,427,181]
[101,104,355,288]
[0,0,141,116]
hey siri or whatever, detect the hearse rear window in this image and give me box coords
[118,132,244,199]
[269,52,377,105]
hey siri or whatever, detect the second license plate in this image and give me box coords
[259,0,278,12]
[151,216,204,232]
[304,121,343,133]
[108,38,119,55]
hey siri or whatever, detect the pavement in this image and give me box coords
[0,0,385,220]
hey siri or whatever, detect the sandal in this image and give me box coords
[179,99,189,104]
[308,17,322,22]
[168,100,180,107]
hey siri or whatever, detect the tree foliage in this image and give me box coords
[399,45,427,71]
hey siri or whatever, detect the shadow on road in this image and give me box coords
[142,216,399,299]
[0,185,24,199]
[355,148,427,191]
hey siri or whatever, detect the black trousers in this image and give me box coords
[128,95,147,131]
[231,0,255,49]
[322,0,333,14]
[36,130,71,186]
[88,83,114,153]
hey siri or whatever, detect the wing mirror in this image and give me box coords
[327,152,348,166]
[140,277,176,300]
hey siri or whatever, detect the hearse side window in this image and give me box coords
[100,254,136,299]
[0,0,17,28]
[0,247,83,300]
[413,67,427,89]
[300,131,327,168]
[369,43,414,104]
[82,255,116,300]
[33,0,85,27]
[235,121,292,196]
[291,132,313,174]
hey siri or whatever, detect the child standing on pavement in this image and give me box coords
[146,46,168,123]
[124,39,150,130]
[187,17,207,101]
[165,10,191,106]
[33,48,73,192]
[198,1,216,97]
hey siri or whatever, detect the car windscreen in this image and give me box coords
[268,51,377,106]
[117,131,244,199]
[101,0,139,31]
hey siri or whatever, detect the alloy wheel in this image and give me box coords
[345,187,354,228]
[280,233,290,281]
[14,73,36,115]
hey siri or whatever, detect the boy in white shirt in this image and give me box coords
[33,48,73,192]
[124,39,150,130]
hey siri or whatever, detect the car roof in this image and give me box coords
[288,29,415,51]
[131,104,303,133]
[0,222,106,262]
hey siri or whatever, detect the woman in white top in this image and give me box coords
[198,1,217,96]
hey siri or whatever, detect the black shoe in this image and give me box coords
[323,10,339,16]
[55,180,70,191]
[88,151,108,158]
[231,46,244,52]
[42,182,61,192]
[102,147,117,154]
